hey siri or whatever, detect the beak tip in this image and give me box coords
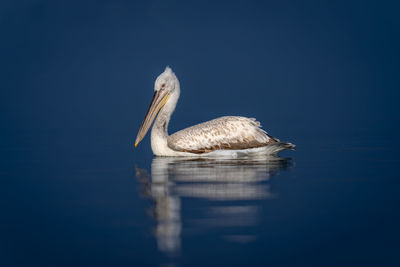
[134,142,138,148]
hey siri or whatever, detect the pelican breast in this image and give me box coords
[167,116,277,154]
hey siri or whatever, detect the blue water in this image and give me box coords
[1,1,399,266]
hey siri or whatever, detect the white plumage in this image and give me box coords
[135,67,295,157]
[168,116,275,153]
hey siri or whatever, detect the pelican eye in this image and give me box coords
[161,83,166,88]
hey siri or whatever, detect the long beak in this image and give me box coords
[135,89,170,148]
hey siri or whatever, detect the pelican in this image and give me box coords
[135,67,295,157]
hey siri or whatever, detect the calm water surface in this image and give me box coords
[1,128,399,266]
[1,1,399,266]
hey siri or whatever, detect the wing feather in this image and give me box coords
[167,116,277,153]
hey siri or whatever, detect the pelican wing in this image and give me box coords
[167,116,278,153]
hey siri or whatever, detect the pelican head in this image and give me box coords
[135,66,180,148]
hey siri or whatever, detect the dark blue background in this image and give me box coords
[1,1,399,266]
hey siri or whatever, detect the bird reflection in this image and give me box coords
[135,156,291,255]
